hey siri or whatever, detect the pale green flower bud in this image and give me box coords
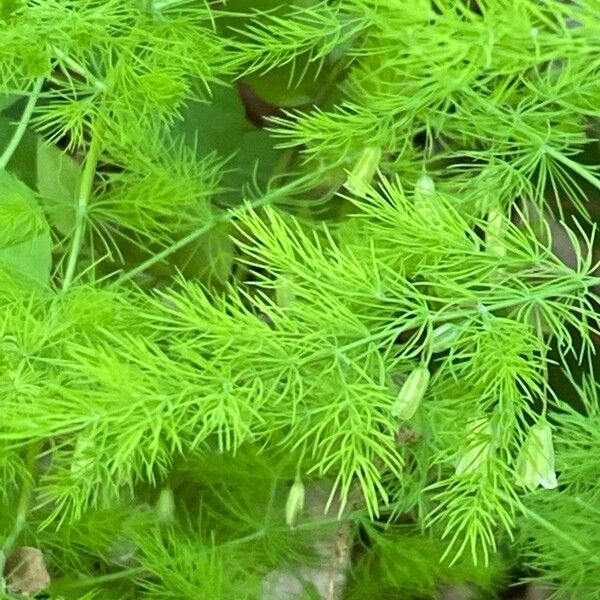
[155,487,175,524]
[516,420,558,491]
[275,275,296,307]
[414,175,437,221]
[415,174,435,198]
[346,146,381,195]
[486,210,507,258]
[391,366,430,420]
[430,323,462,353]
[285,477,305,528]
[71,433,95,474]
[456,417,492,476]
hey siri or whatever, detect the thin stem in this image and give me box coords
[0,443,40,574]
[0,77,44,170]
[62,131,102,291]
[63,566,148,589]
[533,310,549,417]
[115,172,319,285]
[52,46,106,92]
[115,199,266,286]
[520,506,593,558]
[295,444,306,480]
[545,147,600,190]
[115,55,344,287]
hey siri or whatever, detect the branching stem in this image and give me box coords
[0,77,44,170]
[62,130,102,291]
[115,172,319,285]
[545,147,600,190]
[0,443,40,574]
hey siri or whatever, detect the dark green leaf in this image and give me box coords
[0,114,38,188]
[36,138,79,235]
[0,168,52,288]
[0,92,19,112]
[171,84,278,204]
[174,222,235,287]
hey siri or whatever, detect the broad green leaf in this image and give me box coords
[225,128,277,199]
[172,84,247,159]
[0,168,52,288]
[0,167,46,245]
[0,114,38,188]
[0,231,52,289]
[36,138,79,234]
[172,84,278,205]
[242,57,324,107]
[0,92,19,112]
[0,0,25,20]
[174,222,235,287]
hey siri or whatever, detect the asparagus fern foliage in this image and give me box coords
[0,0,599,598]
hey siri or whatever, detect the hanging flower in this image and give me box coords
[430,322,462,354]
[155,487,176,524]
[391,365,430,420]
[285,476,305,528]
[415,174,435,198]
[275,274,296,307]
[346,146,382,195]
[516,420,558,491]
[486,210,507,258]
[455,417,493,476]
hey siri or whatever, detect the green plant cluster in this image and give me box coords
[0,0,599,598]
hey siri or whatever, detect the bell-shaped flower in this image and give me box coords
[516,420,558,491]
[456,417,493,476]
[155,487,176,524]
[486,210,507,258]
[415,174,435,198]
[391,365,430,420]
[430,322,462,354]
[285,476,305,528]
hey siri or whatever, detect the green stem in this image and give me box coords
[521,506,593,558]
[115,201,263,286]
[115,172,318,285]
[116,54,347,287]
[299,273,597,368]
[545,146,600,190]
[0,77,44,170]
[51,46,105,92]
[0,443,40,574]
[64,566,148,589]
[62,131,102,291]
